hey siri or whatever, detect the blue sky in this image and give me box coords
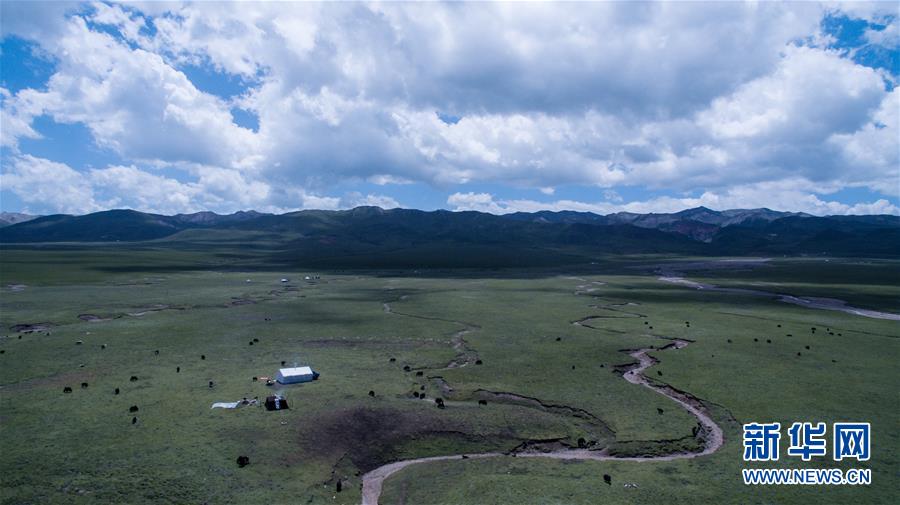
[1,2,898,216]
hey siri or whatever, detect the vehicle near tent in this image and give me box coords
[264,395,289,411]
[275,366,319,384]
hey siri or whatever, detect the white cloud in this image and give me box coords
[0,88,44,149]
[448,184,900,217]
[2,15,260,169]
[698,46,884,142]
[1,2,897,215]
[827,88,900,195]
[2,155,319,215]
[341,192,401,209]
[447,192,509,214]
[603,190,623,203]
[2,155,100,214]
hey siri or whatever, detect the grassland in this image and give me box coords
[1,249,897,504]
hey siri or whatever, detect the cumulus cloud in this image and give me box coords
[448,185,900,217]
[341,192,401,209]
[0,88,43,149]
[1,1,897,215]
[1,16,261,168]
[3,155,101,214]
[0,154,403,215]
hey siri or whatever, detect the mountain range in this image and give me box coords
[1,207,897,264]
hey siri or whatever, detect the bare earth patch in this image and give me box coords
[9,323,53,333]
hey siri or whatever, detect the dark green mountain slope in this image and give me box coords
[1,207,897,261]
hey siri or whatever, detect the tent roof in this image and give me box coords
[278,366,314,376]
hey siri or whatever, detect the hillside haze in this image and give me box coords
[0,212,40,228]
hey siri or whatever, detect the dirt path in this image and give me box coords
[360,337,723,505]
[658,276,900,321]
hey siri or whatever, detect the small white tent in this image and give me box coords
[275,366,319,384]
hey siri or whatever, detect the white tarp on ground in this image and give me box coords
[211,402,240,409]
[275,366,318,384]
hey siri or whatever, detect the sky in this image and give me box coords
[0,1,898,217]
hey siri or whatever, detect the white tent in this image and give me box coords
[275,366,319,384]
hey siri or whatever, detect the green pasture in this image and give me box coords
[1,251,897,504]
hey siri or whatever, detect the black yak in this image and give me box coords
[129,405,139,413]
[81,382,88,389]
[236,456,250,467]
[63,386,72,393]
[603,474,611,485]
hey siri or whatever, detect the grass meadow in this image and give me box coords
[1,249,897,504]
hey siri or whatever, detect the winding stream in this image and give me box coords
[658,276,900,321]
[361,265,897,503]
[360,336,723,505]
